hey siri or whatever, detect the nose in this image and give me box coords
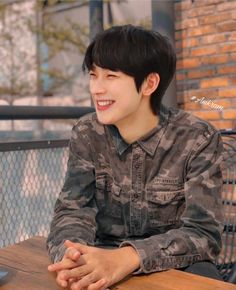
[90,77,106,96]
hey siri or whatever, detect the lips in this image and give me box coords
[96,100,115,111]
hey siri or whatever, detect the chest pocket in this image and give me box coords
[95,174,122,218]
[145,178,185,228]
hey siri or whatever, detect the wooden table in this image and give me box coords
[0,236,235,290]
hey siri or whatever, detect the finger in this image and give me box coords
[65,246,81,261]
[57,264,92,281]
[87,278,108,290]
[48,259,76,272]
[56,272,69,288]
[70,273,98,290]
[56,276,78,289]
[48,246,81,272]
[68,278,79,289]
[65,240,88,254]
[73,280,107,290]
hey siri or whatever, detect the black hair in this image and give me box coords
[82,24,176,114]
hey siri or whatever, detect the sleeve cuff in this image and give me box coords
[53,243,67,263]
[119,240,148,274]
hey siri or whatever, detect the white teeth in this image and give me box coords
[97,100,114,106]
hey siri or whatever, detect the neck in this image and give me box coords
[116,104,159,144]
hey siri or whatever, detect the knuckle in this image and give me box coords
[87,273,96,284]
[72,267,86,279]
[66,247,74,255]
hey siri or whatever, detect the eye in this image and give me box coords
[107,73,118,79]
[89,71,96,78]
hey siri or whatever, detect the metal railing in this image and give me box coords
[0,105,95,120]
[0,106,94,246]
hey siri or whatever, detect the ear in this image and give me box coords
[141,73,160,97]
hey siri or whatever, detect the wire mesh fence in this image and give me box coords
[0,141,69,247]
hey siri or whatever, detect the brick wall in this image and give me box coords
[175,0,236,130]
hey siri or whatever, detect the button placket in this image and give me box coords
[130,145,144,235]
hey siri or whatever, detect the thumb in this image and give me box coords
[64,240,88,254]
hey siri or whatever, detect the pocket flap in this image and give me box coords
[147,190,184,205]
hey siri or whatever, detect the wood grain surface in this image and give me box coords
[0,236,235,290]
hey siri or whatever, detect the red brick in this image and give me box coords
[188,25,216,36]
[188,69,214,79]
[177,92,185,104]
[219,42,236,53]
[177,58,200,69]
[181,94,192,104]
[190,97,225,111]
[178,103,184,110]
[176,38,199,49]
[211,120,233,130]
[231,77,236,85]
[205,102,224,112]
[177,81,199,92]
[217,21,236,32]
[195,0,224,5]
[199,12,230,25]
[176,50,189,59]
[175,10,182,21]
[182,101,201,111]
[175,0,192,11]
[215,99,232,109]
[230,98,236,107]
[176,72,186,81]
[219,88,236,97]
[229,32,236,41]
[191,45,217,56]
[218,66,236,75]
[183,90,219,104]
[232,10,236,20]
[193,110,221,120]
[187,5,215,17]
[230,53,236,61]
[175,30,187,40]
[201,77,229,88]
[218,2,236,11]
[175,18,199,30]
[201,54,229,65]
[200,34,227,45]
[222,110,236,119]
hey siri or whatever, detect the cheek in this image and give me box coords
[89,82,94,94]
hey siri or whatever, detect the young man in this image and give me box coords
[47,25,223,290]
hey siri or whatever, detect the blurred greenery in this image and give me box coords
[0,0,151,101]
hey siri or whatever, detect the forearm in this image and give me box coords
[47,122,97,263]
[47,201,97,262]
[120,220,222,274]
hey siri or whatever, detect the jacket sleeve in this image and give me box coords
[120,130,224,274]
[46,123,97,263]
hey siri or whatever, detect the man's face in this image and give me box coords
[89,65,143,127]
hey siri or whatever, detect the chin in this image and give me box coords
[97,116,114,125]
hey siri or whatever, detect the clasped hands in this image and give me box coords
[48,240,140,290]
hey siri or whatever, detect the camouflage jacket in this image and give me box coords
[47,105,223,274]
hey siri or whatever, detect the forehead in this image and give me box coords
[90,64,102,71]
[90,64,116,73]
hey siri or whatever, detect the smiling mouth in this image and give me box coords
[96,100,115,111]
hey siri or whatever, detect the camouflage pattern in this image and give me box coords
[47,104,223,274]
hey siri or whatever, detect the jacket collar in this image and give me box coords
[108,104,170,156]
